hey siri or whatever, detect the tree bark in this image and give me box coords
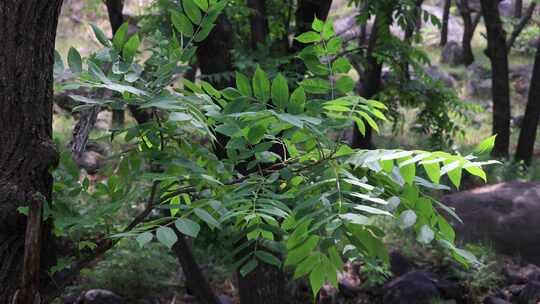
[248,0,269,49]
[105,0,126,127]
[515,38,540,165]
[514,0,523,19]
[292,0,332,51]
[480,0,511,157]
[237,260,287,304]
[441,0,452,46]
[0,1,63,302]
[458,0,476,65]
[172,233,221,304]
[352,14,387,149]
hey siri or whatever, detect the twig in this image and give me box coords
[507,2,537,51]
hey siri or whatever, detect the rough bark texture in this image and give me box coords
[237,261,287,304]
[514,0,523,18]
[515,39,540,165]
[458,0,476,65]
[105,0,126,127]
[481,0,511,157]
[248,0,269,49]
[0,1,63,302]
[352,15,387,149]
[172,233,221,304]
[441,0,452,46]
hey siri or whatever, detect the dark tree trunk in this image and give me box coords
[514,0,523,19]
[237,261,287,304]
[0,1,63,302]
[248,0,269,49]
[292,0,332,51]
[458,0,476,65]
[515,39,540,165]
[197,15,235,89]
[481,0,511,157]
[352,15,387,149]
[105,0,126,127]
[403,0,425,80]
[172,233,221,304]
[441,0,452,46]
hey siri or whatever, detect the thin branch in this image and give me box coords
[507,2,537,51]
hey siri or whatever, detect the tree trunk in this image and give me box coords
[237,261,287,304]
[481,0,511,157]
[292,0,332,51]
[248,0,269,49]
[514,0,523,19]
[515,39,540,165]
[458,0,476,65]
[0,1,63,302]
[105,0,126,127]
[352,15,386,149]
[403,0,425,80]
[172,233,221,304]
[441,0,452,46]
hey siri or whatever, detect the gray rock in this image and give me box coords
[442,182,540,265]
[517,280,540,304]
[441,41,464,66]
[76,289,124,304]
[483,296,511,304]
[424,65,457,88]
[383,271,461,304]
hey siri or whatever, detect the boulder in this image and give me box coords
[442,182,540,265]
[424,65,457,88]
[382,271,461,304]
[516,280,540,304]
[441,41,464,66]
[76,289,125,304]
[483,296,511,304]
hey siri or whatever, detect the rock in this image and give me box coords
[467,63,491,80]
[77,151,105,174]
[383,271,460,304]
[424,65,457,88]
[95,111,112,130]
[218,294,234,304]
[522,264,540,282]
[76,289,124,304]
[442,182,540,265]
[472,79,492,99]
[517,280,540,304]
[441,41,464,66]
[483,296,511,304]
[390,251,414,277]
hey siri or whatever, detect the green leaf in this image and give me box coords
[474,135,497,155]
[339,213,369,225]
[309,263,325,296]
[293,254,319,279]
[253,66,270,102]
[399,158,416,185]
[194,24,214,42]
[295,31,321,43]
[122,34,140,62]
[194,208,221,228]
[288,87,306,114]
[312,17,324,32]
[67,47,82,74]
[236,72,252,96]
[175,218,201,238]
[171,11,194,37]
[91,24,111,47]
[136,232,153,248]
[417,225,434,244]
[398,210,417,230]
[112,22,129,50]
[322,21,334,40]
[437,215,455,243]
[285,235,319,266]
[183,0,202,24]
[336,76,354,93]
[255,250,282,267]
[240,259,258,277]
[271,73,289,109]
[332,57,352,73]
[300,78,330,94]
[247,124,266,145]
[464,164,487,182]
[193,0,209,11]
[423,162,441,184]
[156,226,178,249]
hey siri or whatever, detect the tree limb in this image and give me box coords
[507,2,537,51]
